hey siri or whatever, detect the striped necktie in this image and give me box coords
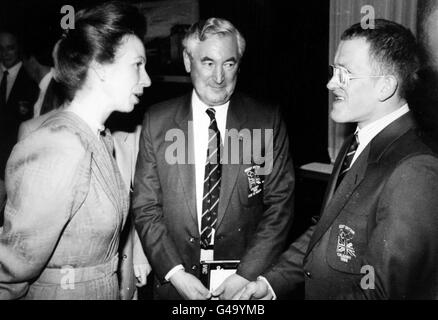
[200,108,222,249]
[336,133,359,189]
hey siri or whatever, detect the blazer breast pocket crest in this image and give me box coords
[336,224,357,263]
[244,165,264,198]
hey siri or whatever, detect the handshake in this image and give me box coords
[169,269,274,300]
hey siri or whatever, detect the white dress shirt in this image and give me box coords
[192,91,229,238]
[165,90,229,281]
[1,61,23,102]
[33,68,54,118]
[351,104,410,167]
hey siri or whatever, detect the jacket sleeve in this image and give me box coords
[263,224,314,298]
[0,128,87,299]
[237,106,295,280]
[132,112,183,282]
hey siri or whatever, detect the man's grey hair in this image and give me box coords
[182,17,246,59]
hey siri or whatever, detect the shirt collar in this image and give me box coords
[1,61,22,78]
[191,90,230,115]
[355,104,410,146]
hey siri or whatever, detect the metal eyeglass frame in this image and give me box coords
[329,65,388,87]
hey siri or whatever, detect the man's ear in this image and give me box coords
[183,49,191,73]
[378,75,398,102]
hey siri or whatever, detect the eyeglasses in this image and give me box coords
[328,65,387,87]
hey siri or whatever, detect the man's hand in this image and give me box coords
[170,270,211,300]
[239,279,273,300]
[212,274,249,300]
[134,263,152,287]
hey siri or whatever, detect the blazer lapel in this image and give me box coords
[7,67,26,107]
[306,112,417,255]
[216,95,247,228]
[307,145,369,253]
[321,135,353,211]
[174,94,198,226]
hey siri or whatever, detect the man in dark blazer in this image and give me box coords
[240,19,438,300]
[132,18,295,300]
[0,30,38,218]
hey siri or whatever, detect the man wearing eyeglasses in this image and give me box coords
[239,19,438,299]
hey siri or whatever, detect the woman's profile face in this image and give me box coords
[102,35,151,113]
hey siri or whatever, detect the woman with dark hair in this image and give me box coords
[0,1,151,299]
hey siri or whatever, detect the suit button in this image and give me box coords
[304,270,312,278]
[191,265,198,271]
[122,254,128,260]
[189,237,195,243]
[237,228,242,232]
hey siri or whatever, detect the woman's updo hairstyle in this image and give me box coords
[55,1,146,100]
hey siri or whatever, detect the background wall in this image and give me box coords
[200,0,331,167]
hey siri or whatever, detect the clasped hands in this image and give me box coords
[169,270,272,300]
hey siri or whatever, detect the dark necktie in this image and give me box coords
[0,70,8,108]
[336,133,359,189]
[200,108,222,249]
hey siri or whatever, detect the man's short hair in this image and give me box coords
[182,17,246,59]
[341,19,420,99]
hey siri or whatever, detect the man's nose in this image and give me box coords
[213,65,224,84]
[327,75,338,91]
